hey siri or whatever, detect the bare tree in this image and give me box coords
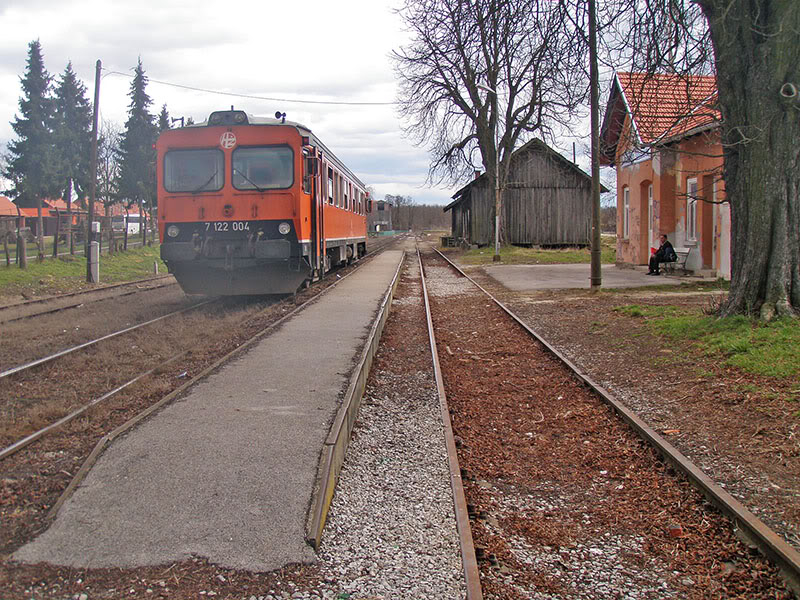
[97,121,121,251]
[388,194,415,231]
[594,0,799,319]
[393,0,586,245]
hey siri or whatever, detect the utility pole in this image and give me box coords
[87,59,101,283]
[589,0,602,291]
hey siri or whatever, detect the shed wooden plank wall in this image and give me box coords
[452,144,592,247]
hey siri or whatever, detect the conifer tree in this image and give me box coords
[53,61,92,253]
[158,104,171,133]
[4,40,60,260]
[117,58,157,244]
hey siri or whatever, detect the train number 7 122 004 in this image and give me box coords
[206,221,250,232]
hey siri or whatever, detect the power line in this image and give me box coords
[101,69,396,106]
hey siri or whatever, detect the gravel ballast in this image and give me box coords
[315,252,466,599]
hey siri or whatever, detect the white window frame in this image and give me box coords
[686,178,698,242]
[622,187,630,239]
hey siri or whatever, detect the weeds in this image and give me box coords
[614,304,800,378]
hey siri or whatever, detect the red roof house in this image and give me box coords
[600,72,729,278]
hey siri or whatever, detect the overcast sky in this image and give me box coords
[0,0,610,205]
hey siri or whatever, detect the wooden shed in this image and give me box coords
[444,139,604,247]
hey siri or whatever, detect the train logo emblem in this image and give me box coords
[220,132,237,149]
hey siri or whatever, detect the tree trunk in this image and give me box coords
[703,0,800,319]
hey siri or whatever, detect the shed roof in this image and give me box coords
[600,72,719,166]
[445,138,605,212]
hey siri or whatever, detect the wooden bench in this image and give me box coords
[662,247,691,274]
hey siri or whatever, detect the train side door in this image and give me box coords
[304,147,321,279]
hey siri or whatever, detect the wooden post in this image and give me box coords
[123,208,129,251]
[17,232,27,269]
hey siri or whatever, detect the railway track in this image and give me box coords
[417,246,799,599]
[0,275,177,324]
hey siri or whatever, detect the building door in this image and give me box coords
[647,183,655,250]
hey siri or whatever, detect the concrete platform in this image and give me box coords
[14,250,405,572]
[481,263,689,291]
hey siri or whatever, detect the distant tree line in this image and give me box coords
[382,194,450,231]
[3,40,170,262]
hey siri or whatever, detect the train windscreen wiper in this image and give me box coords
[192,170,219,193]
[233,167,267,193]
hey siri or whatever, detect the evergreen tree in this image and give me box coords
[53,61,92,253]
[158,104,171,133]
[4,39,60,259]
[117,57,157,243]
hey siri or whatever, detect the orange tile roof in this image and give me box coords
[616,72,719,144]
[18,207,40,218]
[47,198,69,210]
[0,196,19,217]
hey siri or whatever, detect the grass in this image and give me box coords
[613,304,800,378]
[0,244,166,299]
[1,234,145,259]
[452,236,616,266]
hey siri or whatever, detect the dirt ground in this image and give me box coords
[455,260,799,557]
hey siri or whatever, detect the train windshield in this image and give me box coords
[232,145,294,191]
[164,149,224,193]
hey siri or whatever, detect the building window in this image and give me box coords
[623,187,630,239]
[687,178,698,241]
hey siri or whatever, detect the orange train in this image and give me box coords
[157,109,370,295]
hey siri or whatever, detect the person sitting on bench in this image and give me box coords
[648,234,677,275]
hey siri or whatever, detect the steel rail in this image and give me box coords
[0,357,182,461]
[0,282,178,325]
[431,246,800,595]
[0,298,215,380]
[0,274,173,315]
[417,247,483,600]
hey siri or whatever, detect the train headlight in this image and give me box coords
[278,222,291,235]
[167,225,180,238]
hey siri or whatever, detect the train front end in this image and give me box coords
[157,110,312,295]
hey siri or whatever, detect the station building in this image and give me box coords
[600,72,731,278]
